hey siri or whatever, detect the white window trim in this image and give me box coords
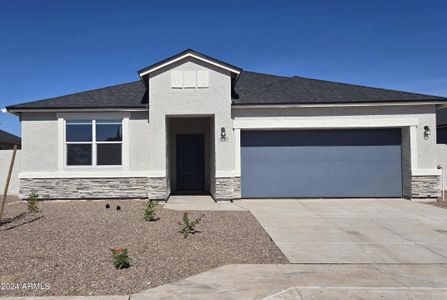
[57,112,130,171]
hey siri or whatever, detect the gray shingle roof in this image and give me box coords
[0,129,21,145]
[7,81,147,109]
[233,71,446,105]
[6,71,446,111]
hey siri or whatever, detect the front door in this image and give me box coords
[176,134,205,192]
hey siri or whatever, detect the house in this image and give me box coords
[5,49,447,200]
[0,129,21,150]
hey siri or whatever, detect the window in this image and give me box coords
[65,119,122,166]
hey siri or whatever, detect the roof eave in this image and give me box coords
[5,106,148,113]
[231,99,447,108]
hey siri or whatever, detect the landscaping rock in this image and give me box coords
[0,200,287,296]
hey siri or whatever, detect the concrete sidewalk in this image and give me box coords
[3,264,447,299]
[132,264,447,299]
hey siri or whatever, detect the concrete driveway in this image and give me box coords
[237,199,447,263]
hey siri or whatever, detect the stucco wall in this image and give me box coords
[20,111,150,175]
[21,112,58,172]
[0,149,21,195]
[435,143,447,190]
[129,111,150,171]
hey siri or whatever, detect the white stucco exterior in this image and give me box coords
[8,52,445,200]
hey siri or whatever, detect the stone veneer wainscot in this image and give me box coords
[215,177,241,201]
[20,177,149,199]
[411,175,441,198]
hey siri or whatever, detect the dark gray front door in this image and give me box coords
[241,129,402,198]
[176,134,205,191]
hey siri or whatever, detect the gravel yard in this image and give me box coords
[0,200,287,296]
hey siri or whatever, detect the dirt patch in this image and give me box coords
[0,200,287,296]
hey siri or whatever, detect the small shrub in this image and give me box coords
[105,204,110,209]
[27,193,39,213]
[179,212,204,238]
[116,205,121,211]
[144,200,158,221]
[111,247,131,269]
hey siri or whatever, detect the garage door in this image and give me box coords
[241,129,402,198]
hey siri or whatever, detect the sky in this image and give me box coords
[1,0,446,136]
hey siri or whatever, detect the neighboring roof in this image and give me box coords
[233,71,446,105]
[138,49,242,76]
[7,81,147,110]
[0,129,21,145]
[437,107,447,127]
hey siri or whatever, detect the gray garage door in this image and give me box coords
[241,129,402,198]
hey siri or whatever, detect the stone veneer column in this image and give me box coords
[215,177,240,201]
[233,177,241,200]
[148,177,167,200]
[411,175,441,198]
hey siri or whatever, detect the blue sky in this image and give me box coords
[1,0,446,136]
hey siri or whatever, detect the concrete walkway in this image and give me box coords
[237,199,447,263]
[164,195,246,211]
[132,264,447,299]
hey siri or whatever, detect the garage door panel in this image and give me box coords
[244,145,400,162]
[241,129,402,198]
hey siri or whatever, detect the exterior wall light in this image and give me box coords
[221,127,226,141]
[424,126,431,140]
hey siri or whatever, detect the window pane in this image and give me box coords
[97,144,122,165]
[96,121,122,142]
[67,144,92,165]
[66,120,92,142]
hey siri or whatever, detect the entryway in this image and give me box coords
[166,116,214,196]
